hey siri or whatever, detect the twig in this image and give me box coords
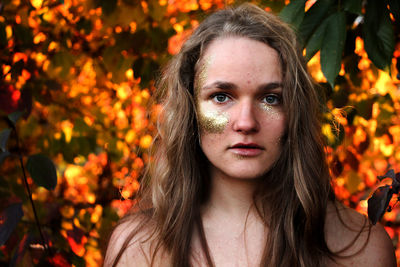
[11,122,52,257]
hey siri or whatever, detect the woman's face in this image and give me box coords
[195,37,286,180]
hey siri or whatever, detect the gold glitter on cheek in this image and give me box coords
[260,103,272,112]
[198,109,229,134]
[194,56,227,133]
[259,103,282,119]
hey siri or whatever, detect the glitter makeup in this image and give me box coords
[259,103,281,119]
[195,56,229,133]
[198,109,229,133]
[194,56,213,96]
[259,103,273,112]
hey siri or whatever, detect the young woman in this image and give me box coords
[104,3,396,266]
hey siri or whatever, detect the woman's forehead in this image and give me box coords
[196,37,282,90]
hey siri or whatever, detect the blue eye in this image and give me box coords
[263,94,280,105]
[212,94,229,103]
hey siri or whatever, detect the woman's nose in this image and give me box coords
[231,100,260,134]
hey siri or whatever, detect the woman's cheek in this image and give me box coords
[197,104,229,134]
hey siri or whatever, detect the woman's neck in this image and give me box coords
[202,170,261,223]
[196,171,267,266]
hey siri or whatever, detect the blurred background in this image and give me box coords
[0,0,399,266]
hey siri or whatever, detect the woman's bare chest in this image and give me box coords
[191,220,266,267]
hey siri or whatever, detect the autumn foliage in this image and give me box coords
[0,0,399,266]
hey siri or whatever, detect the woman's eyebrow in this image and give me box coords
[202,81,238,91]
[201,81,282,91]
[258,82,282,91]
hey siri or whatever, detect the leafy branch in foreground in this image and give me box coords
[0,111,58,263]
[279,0,397,87]
[368,169,400,225]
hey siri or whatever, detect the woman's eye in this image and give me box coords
[212,94,229,103]
[263,94,280,105]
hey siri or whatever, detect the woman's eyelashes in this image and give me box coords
[261,94,281,106]
[208,92,282,106]
[211,93,230,104]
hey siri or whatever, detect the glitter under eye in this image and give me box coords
[260,103,273,112]
[198,109,229,133]
[259,102,283,120]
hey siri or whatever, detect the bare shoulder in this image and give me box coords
[104,214,157,267]
[325,201,396,267]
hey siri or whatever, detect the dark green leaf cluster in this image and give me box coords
[280,0,397,86]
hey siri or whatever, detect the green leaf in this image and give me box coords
[0,203,23,246]
[343,0,362,15]
[298,0,334,45]
[26,154,58,190]
[0,128,12,152]
[305,18,328,61]
[320,12,346,87]
[8,111,24,126]
[363,0,395,70]
[279,0,306,29]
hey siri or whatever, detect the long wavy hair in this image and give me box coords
[109,3,339,266]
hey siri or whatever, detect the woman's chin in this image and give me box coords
[210,165,270,181]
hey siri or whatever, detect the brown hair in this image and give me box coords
[107,3,344,266]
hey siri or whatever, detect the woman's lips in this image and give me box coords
[229,143,264,156]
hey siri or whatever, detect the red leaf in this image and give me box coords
[0,84,19,114]
[48,253,71,267]
[66,227,87,257]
